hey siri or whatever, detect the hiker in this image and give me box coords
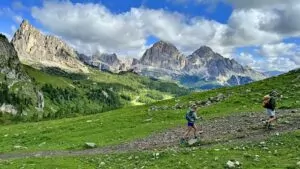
[182,104,203,141]
[262,90,277,129]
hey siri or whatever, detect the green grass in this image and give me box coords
[0,69,299,154]
[0,65,188,122]
[1,131,300,169]
[25,65,73,88]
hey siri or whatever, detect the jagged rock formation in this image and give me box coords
[77,41,264,89]
[79,52,133,73]
[0,34,27,81]
[0,34,40,114]
[134,42,265,89]
[184,46,265,86]
[36,91,44,111]
[140,41,186,70]
[12,20,89,73]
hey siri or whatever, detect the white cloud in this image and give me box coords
[32,1,146,56]
[260,43,296,58]
[30,0,300,72]
[234,52,256,67]
[31,1,227,56]
[234,51,298,72]
[260,42,300,66]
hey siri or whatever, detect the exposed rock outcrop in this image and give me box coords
[0,33,40,114]
[140,41,186,70]
[137,44,265,89]
[184,46,265,86]
[0,34,27,81]
[12,20,89,73]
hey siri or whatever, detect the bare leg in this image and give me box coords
[268,116,277,124]
[192,124,197,138]
[183,126,192,139]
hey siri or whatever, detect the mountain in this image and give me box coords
[183,46,265,87]
[132,41,186,81]
[1,32,189,123]
[0,34,27,81]
[11,20,89,73]
[78,52,132,73]
[140,41,186,70]
[0,34,40,115]
[135,42,265,89]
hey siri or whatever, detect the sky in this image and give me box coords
[0,0,300,72]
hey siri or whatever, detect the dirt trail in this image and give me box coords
[0,109,299,160]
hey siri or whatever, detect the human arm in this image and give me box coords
[193,112,203,120]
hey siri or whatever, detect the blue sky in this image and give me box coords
[1,0,300,72]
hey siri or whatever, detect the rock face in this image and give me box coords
[93,53,121,72]
[140,41,186,70]
[184,46,265,86]
[0,34,40,114]
[136,44,265,89]
[0,34,27,81]
[79,52,133,73]
[12,20,89,73]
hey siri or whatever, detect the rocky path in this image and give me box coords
[0,109,299,160]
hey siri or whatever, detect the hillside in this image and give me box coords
[12,20,89,73]
[0,68,298,152]
[0,34,40,119]
[0,68,299,168]
[0,64,189,124]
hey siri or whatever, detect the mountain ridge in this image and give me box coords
[11,20,89,73]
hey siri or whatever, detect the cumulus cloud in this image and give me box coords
[31,1,227,56]
[260,42,300,66]
[234,51,298,72]
[260,43,296,58]
[32,2,146,55]
[30,0,300,71]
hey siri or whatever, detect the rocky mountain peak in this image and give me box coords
[192,46,215,57]
[12,20,89,73]
[140,40,186,70]
[152,40,179,53]
[0,34,27,80]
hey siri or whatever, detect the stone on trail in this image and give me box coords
[85,142,97,148]
[188,138,198,146]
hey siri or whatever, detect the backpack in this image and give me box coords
[269,97,276,110]
[185,110,195,122]
[263,96,276,110]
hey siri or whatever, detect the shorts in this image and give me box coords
[187,122,195,127]
[266,109,275,117]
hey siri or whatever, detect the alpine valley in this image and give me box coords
[0,20,266,122]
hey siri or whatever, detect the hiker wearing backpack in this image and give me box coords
[182,104,203,141]
[263,91,277,129]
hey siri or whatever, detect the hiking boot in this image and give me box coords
[268,124,275,130]
[264,121,270,127]
[180,138,187,144]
